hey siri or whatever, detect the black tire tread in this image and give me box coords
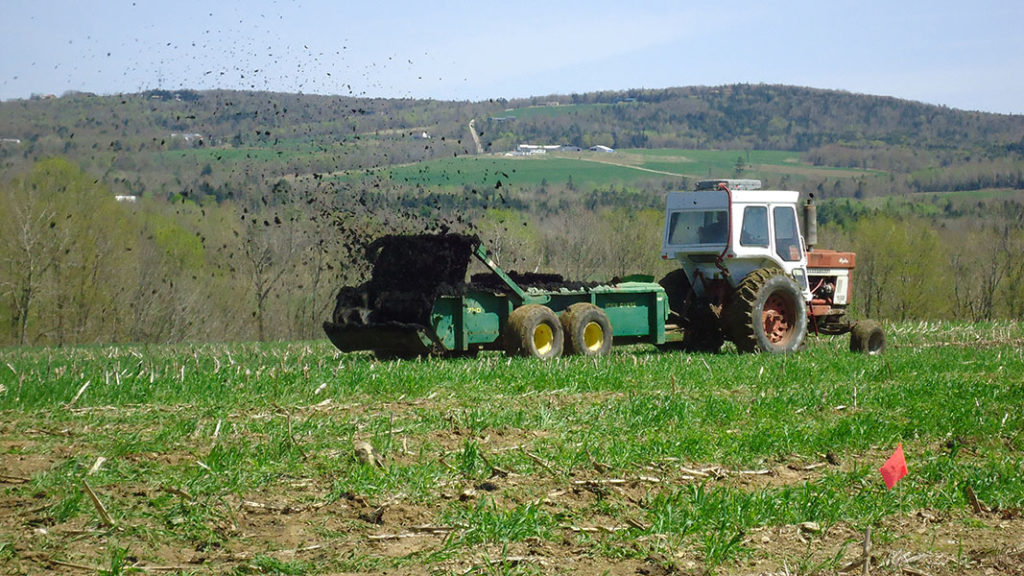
[850,319,886,355]
[725,268,807,354]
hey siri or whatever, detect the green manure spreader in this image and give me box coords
[323,234,668,360]
[324,181,887,360]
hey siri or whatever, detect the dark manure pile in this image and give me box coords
[330,234,480,327]
[469,271,600,293]
[327,233,605,340]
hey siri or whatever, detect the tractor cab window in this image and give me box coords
[667,210,728,245]
[773,206,803,262]
[739,206,769,247]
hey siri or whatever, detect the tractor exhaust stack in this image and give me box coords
[803,195,818,250]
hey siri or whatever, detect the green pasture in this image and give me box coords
[155,138,346,165]
[360,155,662,191]
[624,148,799,178]
[153,137,889,196]
[1,322,1022,574]
[344,148,883,192]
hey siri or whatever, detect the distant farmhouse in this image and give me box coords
[170,133,204,146]
[509,144,562,156]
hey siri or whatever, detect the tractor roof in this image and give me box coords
[695,179,762,191]
[666,188,801,210]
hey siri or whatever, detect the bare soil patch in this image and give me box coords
[2,418,1022,575]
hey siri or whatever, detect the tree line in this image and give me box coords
[2,84,1023,344]
[3,85,1022,208]
[3,154,1023,347]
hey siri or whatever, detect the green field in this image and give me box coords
[364,155,657,192]
[344,148,881,193]
[2,322,1022,575]
[158,140,884,195]
[156,138,348,166]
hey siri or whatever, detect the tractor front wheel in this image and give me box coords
[560,303,613,357]
[727,268,808,354]
[849,320,886,355]
[505,305,564,360]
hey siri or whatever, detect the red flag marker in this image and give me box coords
[880,443,908,489]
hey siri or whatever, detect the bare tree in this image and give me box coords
[541,207,607,281]
[0,177,57,344]
[242,210,302,341]
[852,216,952,320]
[1,158,134,345]
[999,226,1024,319]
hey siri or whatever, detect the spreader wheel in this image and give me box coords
[560,303,613,357]
[505,305,564,360]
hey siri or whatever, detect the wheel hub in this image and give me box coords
[533,324,554,355]
[582,322,604,353]
[762,294,794,344]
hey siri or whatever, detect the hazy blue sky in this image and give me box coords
[2,0,1021,114]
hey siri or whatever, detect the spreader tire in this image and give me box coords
[727,268,808,354]
[505,305,564,360]
[850,320,886,355]
[560,303,613,357]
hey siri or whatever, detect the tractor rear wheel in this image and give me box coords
[505,305,564,360]
[849,320,886,355]
[726,268,808,354]
[659,269,693,325]
[560,303,613,357]
[659,269,723,352]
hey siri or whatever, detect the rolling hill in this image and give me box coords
[2,84,1022,206]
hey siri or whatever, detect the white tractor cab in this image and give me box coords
[659,179,885,354]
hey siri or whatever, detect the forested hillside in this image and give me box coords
[4,85,1023,201]
[1,84,1023,345]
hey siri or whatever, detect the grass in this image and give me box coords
[335,147,884,195]
[1,322,1023,574]
[368,154,649,191]
[158,141,881,195]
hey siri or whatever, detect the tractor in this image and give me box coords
[658,179,885,354]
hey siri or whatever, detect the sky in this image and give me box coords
[2,0,1022,115]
